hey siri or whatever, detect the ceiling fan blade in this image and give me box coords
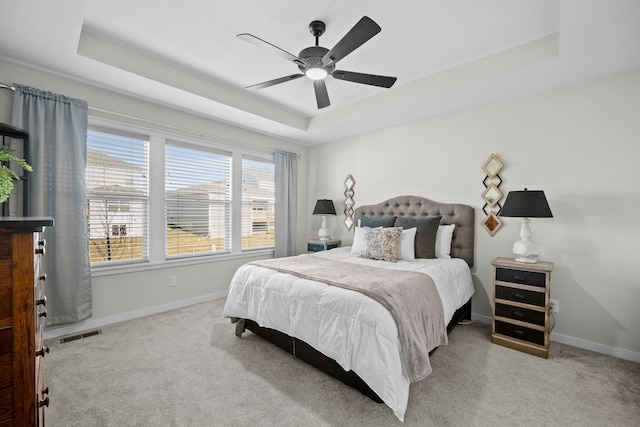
[322,16,381,65]
[332,70,397,88]
[313,80,330,109]
[237,33,303,64]
[246,74,304,90]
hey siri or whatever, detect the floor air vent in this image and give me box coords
[60,329,102,344]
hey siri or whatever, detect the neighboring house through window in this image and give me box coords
[242,157,275,250]
[165,141,232,257]
[86,128,149,264]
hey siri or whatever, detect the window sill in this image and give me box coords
[90,248,274,277]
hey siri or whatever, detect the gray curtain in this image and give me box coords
[12,84,92,326]
[274,150,298,257]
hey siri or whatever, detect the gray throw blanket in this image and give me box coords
[251,254,447,382]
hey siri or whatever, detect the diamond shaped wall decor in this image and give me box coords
[481,154,504,235]
[344,174,355,230]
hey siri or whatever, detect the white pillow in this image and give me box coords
[351,226,375,254]
[435,224,455,258]
[397,227,417,261]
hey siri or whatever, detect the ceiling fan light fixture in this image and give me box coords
[239,16,396,109]
[306,66,328,80]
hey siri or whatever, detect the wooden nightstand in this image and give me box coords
[491,257,554,358]
[307,239,340,253]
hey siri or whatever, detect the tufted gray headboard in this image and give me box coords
[353,195,475,268]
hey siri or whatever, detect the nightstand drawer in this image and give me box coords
[307,240,340,252]
[496,267,546,287]
[495,320,545,346]
[495,303,545,326]
[307,244,323,252]
[308,243,339,252]
[495,285,545,307]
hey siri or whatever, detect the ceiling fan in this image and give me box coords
[238,16,397,109]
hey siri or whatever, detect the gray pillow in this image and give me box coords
[394,216,441,259]
[360,216,396,228]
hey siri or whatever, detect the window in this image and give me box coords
[87,120,280,271]
[242,157,275,250]
[165,141,232,257]
[86,128,149,264]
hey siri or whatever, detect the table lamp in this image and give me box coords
[313,199,336,240]
[498,188,553,263]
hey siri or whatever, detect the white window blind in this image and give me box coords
[165,141,232,257]
[242,157,275,250]
[86,128,149,264]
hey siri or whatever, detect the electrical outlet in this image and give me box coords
[550,299,559,314]
[169,276,177,287]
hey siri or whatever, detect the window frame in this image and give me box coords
[165,140,233,259]
[241,155,276,251]
[86,126,150,267]
[87,117,275,277]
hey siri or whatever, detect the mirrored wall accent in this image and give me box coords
[481,154,504,236]
[481,212,502,236]
[344,174,355,230]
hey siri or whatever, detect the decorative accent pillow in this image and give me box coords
[361,227,403,262]
[394,216,442,259]
[360,216,396,228]
[350,226,378,254]
[436,224,456,259]
[397,227,417,261]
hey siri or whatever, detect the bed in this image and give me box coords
[223,195,475,421]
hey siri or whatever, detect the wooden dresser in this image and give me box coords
[0,217,54,427]
[491,257,554,359]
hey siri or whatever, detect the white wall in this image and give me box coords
[0,59,308,334]
[307,68,640,359]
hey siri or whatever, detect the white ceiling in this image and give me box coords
[1,1,639,145]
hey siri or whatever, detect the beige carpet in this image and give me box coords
[44,298,640,426]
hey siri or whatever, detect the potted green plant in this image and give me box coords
[0,146,32,203]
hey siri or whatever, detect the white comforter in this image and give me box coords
[222,247,474,421]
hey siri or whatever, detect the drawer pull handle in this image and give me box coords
[39,273,47,282]
[36,296,47,306]
[35,247,46,255]
[36,346,50,357]
[38,396,50,408]
[43,387,49,395]
[513,275,526,282]
[513,293,526,301]
[513,311,525,319]
[513,329,524,337]
[38,309,48,318]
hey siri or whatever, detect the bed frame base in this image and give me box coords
[233,299,471,403]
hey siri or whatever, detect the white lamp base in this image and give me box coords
[318,215,330,241]
[513,218,541,263]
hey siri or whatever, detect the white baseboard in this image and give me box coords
[471,313,640,363]
[548,331,640,363]
[44,291,228,340]
[470,313,493,325]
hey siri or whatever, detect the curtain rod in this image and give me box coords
[276,149,302,159]
[0,86,303,158]
[88,105,302,158]
[0,89,301,158]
